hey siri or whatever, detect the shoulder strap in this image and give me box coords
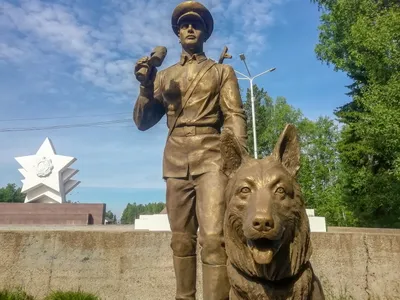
[168,59,216,137]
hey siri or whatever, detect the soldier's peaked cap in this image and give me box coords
[171,1,214,39]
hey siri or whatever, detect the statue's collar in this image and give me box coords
[180,51,207,65]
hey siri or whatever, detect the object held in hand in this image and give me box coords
[218,46,232,64]
[136,46,167,83]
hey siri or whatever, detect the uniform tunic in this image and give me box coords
[133,52,247,178]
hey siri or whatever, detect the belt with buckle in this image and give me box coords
[170,126,220,137]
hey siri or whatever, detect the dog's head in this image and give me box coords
[221,124,312,280]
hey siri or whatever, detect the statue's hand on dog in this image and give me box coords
[220,124,325,300]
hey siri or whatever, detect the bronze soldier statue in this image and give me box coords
[133,1,247,299]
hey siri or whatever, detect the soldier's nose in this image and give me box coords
[252,214,274,232]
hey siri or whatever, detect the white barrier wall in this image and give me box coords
[134,214,171,231]
[134,208,326,232]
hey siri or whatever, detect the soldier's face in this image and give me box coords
[178,19,207,48]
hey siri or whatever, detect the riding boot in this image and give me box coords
[202,263,230,300]
[173,255,197,300]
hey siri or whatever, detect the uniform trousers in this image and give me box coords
[166,169,230,300]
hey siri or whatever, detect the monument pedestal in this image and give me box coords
[0,203,106,225]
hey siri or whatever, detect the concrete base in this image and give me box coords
[0,203,106,225]
[0,227,399,300]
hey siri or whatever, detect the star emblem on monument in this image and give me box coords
[15,137,80,203]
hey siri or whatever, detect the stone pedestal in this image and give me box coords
[0,203,106,225]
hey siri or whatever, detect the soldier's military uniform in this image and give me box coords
[133,1,247,299]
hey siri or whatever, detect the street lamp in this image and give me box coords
[239,53,251,77]
[235,54,276,159]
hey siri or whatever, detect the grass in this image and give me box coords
[0,289,99,300]
[0,288,34,300]
[1,286,398,300]
[44,290,99,300]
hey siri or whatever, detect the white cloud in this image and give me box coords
[0,0,284,189]
[0,0,283,100]
[0,43,24,61]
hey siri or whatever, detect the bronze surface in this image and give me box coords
[132,1,247,299]
[220,124,325,299]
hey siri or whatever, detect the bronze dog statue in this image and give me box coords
[220,124,325,300]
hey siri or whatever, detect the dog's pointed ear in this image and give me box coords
[220,129,246,177]
[272,124,300,177]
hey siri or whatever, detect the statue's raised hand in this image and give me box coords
[134,56,157,87]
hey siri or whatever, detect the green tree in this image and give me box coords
[243,85,352,226]
[105,210,117,223]
[298,117,356,226]
[121,202,166,224]
[312,0,400,227]
[0,183,25,203]
[243,86,304,158]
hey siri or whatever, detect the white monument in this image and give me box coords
[15,137,80,204]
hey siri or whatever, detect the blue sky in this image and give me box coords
[0,0,351,219]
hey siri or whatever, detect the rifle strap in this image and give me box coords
[168,59,216,137]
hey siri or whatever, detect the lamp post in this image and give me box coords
[235,54,276,159]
